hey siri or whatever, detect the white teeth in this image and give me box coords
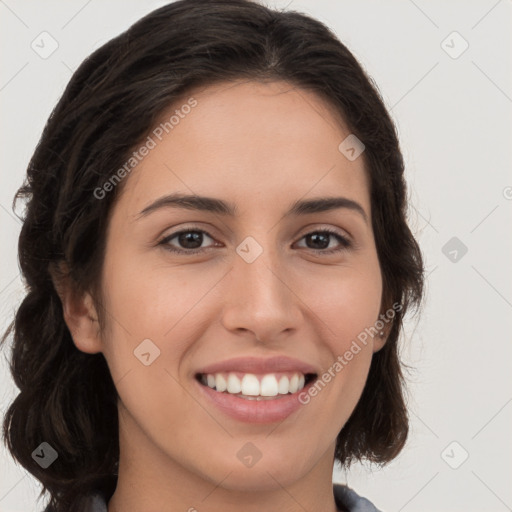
[215,374,227,392]
[289,374,299,393]
[201,371,310,397]
[260,375,278,396]
[227,373,242,394]
[278,376,289,395]
[241,374,260,396]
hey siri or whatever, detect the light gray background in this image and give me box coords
[1,1,511,511]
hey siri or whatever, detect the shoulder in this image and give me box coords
[81,492,108,512]
[42,491,108,512]
[333,483,383,512]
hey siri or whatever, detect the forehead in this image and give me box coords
[115,79,370,218]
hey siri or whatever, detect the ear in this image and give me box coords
[372,330,387,353]
[49,261,103,354]
[372,297,393,353]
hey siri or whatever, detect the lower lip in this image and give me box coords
[195,378,315,424]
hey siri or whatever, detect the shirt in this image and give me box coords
[43,483,382,511]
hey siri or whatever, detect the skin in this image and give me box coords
[57,79,386,512]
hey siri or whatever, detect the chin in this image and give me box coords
[200,448,314,491]
[216,467,305,492]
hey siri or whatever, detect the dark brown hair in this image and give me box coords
[1,1,424,510]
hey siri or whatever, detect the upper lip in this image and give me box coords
[196,356,319,376]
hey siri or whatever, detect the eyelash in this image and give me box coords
[158,226,352,255]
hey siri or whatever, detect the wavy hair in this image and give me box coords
[1,1,424,510]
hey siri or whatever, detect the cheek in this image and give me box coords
[102,247,209,333]
[304,258,381,390]
[301,268,381,403]
[99,250,227,383]
[98,255,209,433]
[306,261,382,345]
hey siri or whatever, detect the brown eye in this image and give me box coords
[295,229,352,254]
[159,229,217,254]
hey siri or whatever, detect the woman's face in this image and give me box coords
[89,80,385,491]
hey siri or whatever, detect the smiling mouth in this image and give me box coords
[195,371,317,400]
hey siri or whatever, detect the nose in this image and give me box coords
[220,244,303,344]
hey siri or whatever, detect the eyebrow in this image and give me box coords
[136,193,368,223]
